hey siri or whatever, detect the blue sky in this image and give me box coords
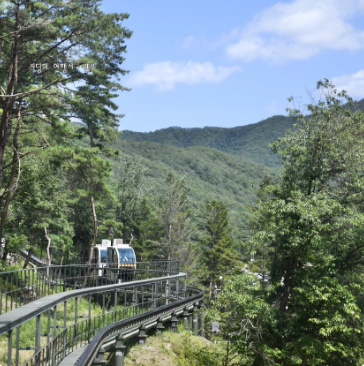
[100,0,364,132]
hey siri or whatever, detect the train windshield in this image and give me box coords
[118,248,135,263]
[100,249,107,263]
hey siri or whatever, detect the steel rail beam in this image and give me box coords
[0,260,180,315]
[75,288,203,366]
[0,273,187,336]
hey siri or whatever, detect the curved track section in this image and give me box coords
[0,261,179,314]
[19,250,50,267]
[76,287,204,366]
[0,269,195,366]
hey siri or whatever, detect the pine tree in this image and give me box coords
[198,200,239,303]
[0,0,131,258]
[156,172,194,263]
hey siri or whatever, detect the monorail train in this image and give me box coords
[91,239,111,277]
[106,239,136,283]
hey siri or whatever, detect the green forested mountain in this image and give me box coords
[113,139,278,240]
[120,115,294,167]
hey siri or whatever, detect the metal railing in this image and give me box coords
[0,260,180,315]
[0,273,187,366]
[19,250,50,267]
[76,287,204,366]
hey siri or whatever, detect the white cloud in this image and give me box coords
[129,61,240,91]
[332,70,364,98]
[211,27,241,49]
[180,35,201,49]
[180,28,240,50]
[226,0,364,62]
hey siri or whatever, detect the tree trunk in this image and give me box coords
[57,252,64,282]
[280,255,295,312]
[88,195,98,265]
[44,227,51,277]
[0,101,22,258]
[45,227,51,267]
[22,248,33,269]
[301,355,308,366]
[0,3,21,194]
[83,195,98,289]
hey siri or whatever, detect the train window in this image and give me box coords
[100,250,107,263]
[92,248,97,264]
[118,248,135,263]
[107,248,112,264]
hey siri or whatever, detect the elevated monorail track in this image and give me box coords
[0,261,204,366]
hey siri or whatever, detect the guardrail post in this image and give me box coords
[176,279,179,301]
[7,329,12,366]
[74,297,78,345]
[46,309,51,360]
[151,283,155,309]
[102,293,105,326]
[52,305,57,365]
[165,279,169,305]
[141,285,144,306]
[53,305,57,337]
[35,314,41,364]
[15,325,20,366]
[114,290,118,322]
[132,286,137,305]
[115,335,126,366]
[156,316,164,336]
[64,300,67,329]
[88,295,92,344]
[138,324,148,344]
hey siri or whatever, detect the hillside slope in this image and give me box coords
[113,140,278,239]
[120,115,294,167]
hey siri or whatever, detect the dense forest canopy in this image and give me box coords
[120,115,295,167]
[2,2,364,365]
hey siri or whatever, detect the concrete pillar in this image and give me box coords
[193,313,199,336]
[183,308,190,330]
[93,346,106,365]
[193,302,199,336]
[156,317,165,336]
[200,302,205,338]
[171,311,179,333]
[138,324,148,344]
[115,335,126,366]
[188,312,193,330]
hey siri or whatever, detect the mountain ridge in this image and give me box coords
[120,115,294,167]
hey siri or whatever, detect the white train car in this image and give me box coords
[91,239,111,277]
[106,238,136,283]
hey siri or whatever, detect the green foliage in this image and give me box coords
[197,200,240,303]
[113,140,276,241]
[171,332,223,366]
[206,272,272,366]
[155,172,194,263]
[123,328,226,366]
[0,0,131,260]
[4,150,74,261]
[120,115,295,167]
[241,80,364,365]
